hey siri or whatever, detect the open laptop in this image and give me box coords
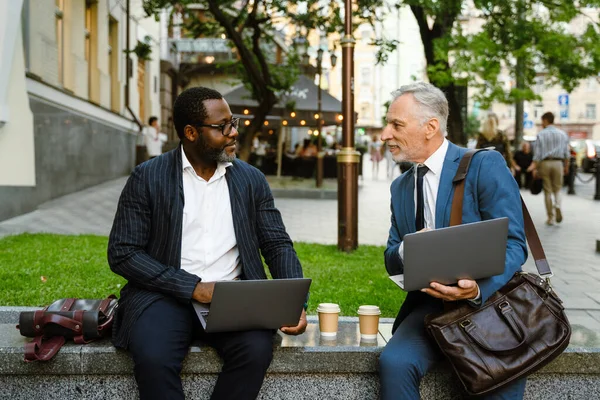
[192,278,311,333]
[389,218,508,292]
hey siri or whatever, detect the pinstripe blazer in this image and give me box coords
[107,145,303,348]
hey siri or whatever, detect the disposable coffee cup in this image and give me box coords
[358,305,381,340]
[317,303,341,338]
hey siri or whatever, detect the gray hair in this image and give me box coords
[391,82,449,134]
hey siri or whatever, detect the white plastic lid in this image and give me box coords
[357,305,381,315]
[317,303,341,313]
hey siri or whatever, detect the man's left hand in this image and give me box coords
[421,279,479,302]
[280,309,307,335]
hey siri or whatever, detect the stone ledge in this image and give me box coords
[2,310,600,399]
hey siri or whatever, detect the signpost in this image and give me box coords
[559,94,569,121]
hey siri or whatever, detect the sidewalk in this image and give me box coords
[1,159,599,330]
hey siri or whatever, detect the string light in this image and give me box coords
[300,120,306,126]
[290,112,296,118]
[244,120,250,126]
[282,120,288,126]
[243,109,249,115]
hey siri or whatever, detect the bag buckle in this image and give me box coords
[459,319,471,328]
[498,301,510,310]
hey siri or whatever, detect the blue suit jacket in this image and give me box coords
[384,142,527,331]
[107,146,303,348]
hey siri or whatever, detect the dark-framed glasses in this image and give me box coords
[196,117,240,137]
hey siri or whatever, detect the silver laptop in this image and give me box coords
[192,278,311,333]
[389,218,508,292]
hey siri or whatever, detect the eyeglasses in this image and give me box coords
[196,118,240,137]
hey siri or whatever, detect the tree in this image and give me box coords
[452,0,600,145]
[143,0,397,161]
[401,0,467,144]
[400,0,600,145]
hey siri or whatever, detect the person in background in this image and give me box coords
[513,141,534,189]
[145,116,167,159]
[369,134,384,180]
[527,112,570,225]
[476,113,516,173]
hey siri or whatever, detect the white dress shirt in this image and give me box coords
[144,126,167,157]
[180,147,241,281]
[398,139,480,301]
[400,139,449,260]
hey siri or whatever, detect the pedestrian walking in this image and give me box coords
[527,112,570,225]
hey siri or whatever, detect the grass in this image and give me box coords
[0,234,405,318]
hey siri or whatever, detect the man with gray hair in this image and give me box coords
[379,82,527,399]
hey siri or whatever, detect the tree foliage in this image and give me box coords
[142,0,397,160]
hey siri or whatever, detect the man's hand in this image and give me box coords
[421,279,479,302]
[192,282,215,303]
[280,309,307,336]
[527,162,537,173]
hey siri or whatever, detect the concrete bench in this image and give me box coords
[1,309,599,399]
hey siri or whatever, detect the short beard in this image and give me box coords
[216,148,236,163]
[197,133,236,163]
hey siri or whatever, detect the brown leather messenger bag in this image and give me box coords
[424,149,571,396]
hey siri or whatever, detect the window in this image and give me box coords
[85,0,99,103]
[109,17,120,112]
[534,77,544,94]
[55,0,64,85]
[585,104,596,120]
[361,67,371,86]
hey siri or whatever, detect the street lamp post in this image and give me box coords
[316,48,324,188]
[337,0,359,252]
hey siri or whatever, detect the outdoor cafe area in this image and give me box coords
[223,75,364,179]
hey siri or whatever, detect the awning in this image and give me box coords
[223,75,353,127]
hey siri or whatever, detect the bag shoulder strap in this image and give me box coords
[450,149,552,277]
[24,336,66,362]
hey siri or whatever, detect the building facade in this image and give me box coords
[0,0,162,221]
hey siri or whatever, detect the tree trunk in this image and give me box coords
[444,82,466,145]
[410,5,465,145]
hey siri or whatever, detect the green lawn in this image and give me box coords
[0,234,404,318]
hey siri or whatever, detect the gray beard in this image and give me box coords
[216,149,236,163]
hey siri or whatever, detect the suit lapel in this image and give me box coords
[435,142,461,228]
[225,162,246,242]
[169,145,184,268]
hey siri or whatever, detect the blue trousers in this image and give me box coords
[128,297,274,400]
[379,302,526,400]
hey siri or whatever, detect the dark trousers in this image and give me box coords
[128,297,274,400]
[514,169,533,189]
[379,302,527,400]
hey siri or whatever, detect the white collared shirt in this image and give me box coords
[414,138,449,230]
[398,139,481,301]
[180,147,241,281]
[399,139,449,257]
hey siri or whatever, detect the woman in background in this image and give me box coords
[476,113,516,173]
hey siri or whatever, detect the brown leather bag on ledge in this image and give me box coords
[17,295,118,362]
[424,149,571,396]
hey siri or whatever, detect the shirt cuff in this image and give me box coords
[398,242,404,260]
[467,285,482,306]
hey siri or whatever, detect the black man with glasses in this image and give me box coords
[108,87,306,400]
